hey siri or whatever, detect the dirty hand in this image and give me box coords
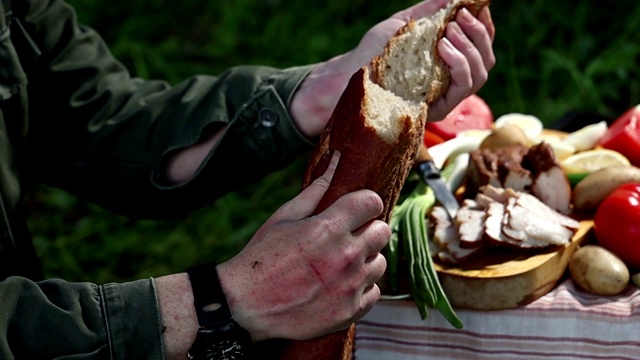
[216,152,390,341]
[290,0,496,137]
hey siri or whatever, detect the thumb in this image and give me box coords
[274,151,340,221]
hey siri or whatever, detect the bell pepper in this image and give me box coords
[598,104,640,167]
[423,130,446,147]
[594,182,640,270]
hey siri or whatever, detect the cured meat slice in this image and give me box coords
[525,142,572,214]
[465,145,532,198]
[514,191,579,230]
[502,197,574,247]
[455,200,487,248]
[429,206,485,263]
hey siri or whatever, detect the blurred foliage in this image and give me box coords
[30,0,640,283]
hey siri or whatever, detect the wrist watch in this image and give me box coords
[186,262,253,359]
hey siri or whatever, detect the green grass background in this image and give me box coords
[29,0,640,283]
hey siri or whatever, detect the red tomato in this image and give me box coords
[594,182,640,270]
[598,104,640,167]
[423,130,445,147]
[425,94,494,140]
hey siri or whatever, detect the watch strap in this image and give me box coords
[187,261,232,328]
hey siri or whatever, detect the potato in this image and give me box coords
[572,166,640,211]
[569,245,629,295]
[632,273,640,289]
[479,124,533,150]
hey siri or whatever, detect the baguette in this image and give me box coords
[262,1,489,358]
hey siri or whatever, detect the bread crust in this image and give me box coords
[303,67,427,221]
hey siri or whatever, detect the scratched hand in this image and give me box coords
[216,152,389,342]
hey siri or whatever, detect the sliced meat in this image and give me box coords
[475,193,498,208]
[437,237,485,264]
[429,206,485,264]
[525,142,572,214]
[531,166,572,214]
[430,206,457,250]
[495,145,532,192]
[455,200,487,248]
[483,202,521,246]
[465,149,499,198]
[479,184,518,204]
[514,191,580,230]
[465,145,533,198]
[502,197,575,247]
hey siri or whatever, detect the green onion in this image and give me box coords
[387,161,463,328]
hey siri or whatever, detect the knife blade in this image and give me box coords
[416,144,460,219]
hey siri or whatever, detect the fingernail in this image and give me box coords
[329,151,341,169]
[440,37,454,50]
[459,8,474,23]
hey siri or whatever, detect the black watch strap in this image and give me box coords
[187,262,232,328]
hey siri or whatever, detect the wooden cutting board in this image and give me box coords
[433,219,593,310]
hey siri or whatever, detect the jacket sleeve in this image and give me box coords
[0,276,164,359]
[17,0,314,219]
[1,0,318,359]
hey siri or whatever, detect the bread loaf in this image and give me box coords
[303,66,426,222]
[264,1,489,358]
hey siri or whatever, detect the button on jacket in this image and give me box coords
[0,0,313,358]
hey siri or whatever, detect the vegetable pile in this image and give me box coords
[387,100,640,326]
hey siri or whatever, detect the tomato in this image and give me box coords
[593,182,640,270]
[423,130,445,147]
[425,94,494,140]
[598,104,640,167]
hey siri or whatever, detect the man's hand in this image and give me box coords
[290,0,496,138]
[217,152,390,342]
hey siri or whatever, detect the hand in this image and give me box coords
[290,0,496,137]
[428,6,495,122]
[216,152,390,341]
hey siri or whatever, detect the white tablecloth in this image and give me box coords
[355,279,640,359]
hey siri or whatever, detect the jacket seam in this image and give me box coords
[98,284,116,360]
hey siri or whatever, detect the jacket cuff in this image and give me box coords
[214,64,317,165]
[100,279,164,359]
[153,65,315,192]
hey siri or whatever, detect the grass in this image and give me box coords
[29,0,640,283]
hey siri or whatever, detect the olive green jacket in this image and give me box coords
[0,0,313,358]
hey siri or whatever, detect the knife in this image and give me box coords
[415,144,460,219]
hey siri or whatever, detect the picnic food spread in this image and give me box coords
[260,0,639,356]
[394,103,640,316]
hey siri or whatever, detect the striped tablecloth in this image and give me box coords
[355,279,640,359]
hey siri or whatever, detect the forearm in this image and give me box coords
[155,274,199,359]
[163,127,227,185]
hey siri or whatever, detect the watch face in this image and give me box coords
[188,323,253,360]
[207,339,247,360]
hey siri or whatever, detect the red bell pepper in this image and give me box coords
[598,104,640,167]
[423,130,446,147]
[594,182,640,270]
